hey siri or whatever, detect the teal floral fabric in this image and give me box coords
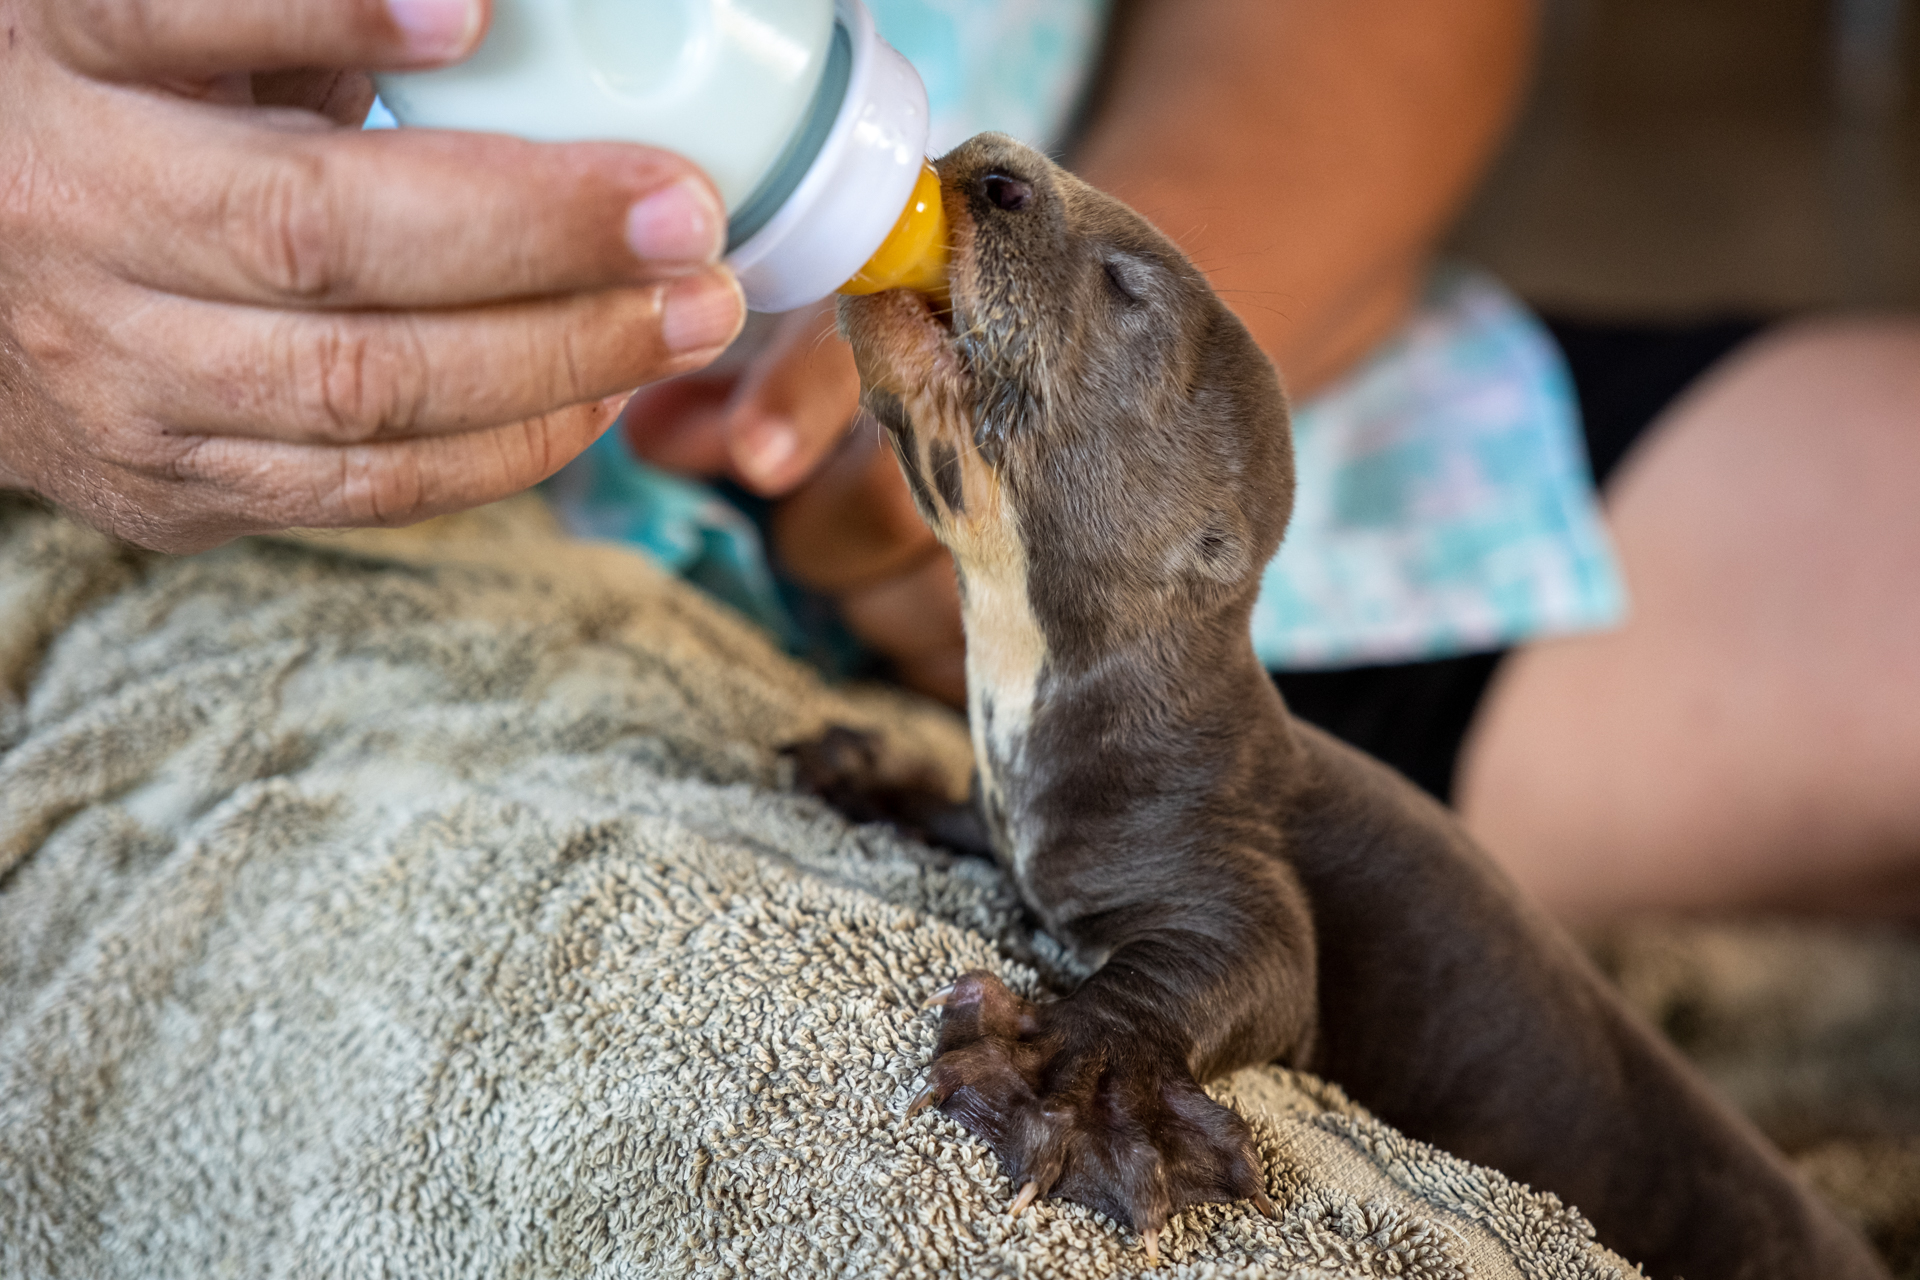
[1255,267,1625,667]
[542,428,802,650]
[869,0,1113,153]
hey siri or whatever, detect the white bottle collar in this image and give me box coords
[726,0,931,313]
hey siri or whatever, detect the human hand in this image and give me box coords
[622,301,966,704]
[620,300,862,496]
[0,0,746,551]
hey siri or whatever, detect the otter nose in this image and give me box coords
[981,174,1035,211]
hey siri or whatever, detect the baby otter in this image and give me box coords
[821,133,1886,1279]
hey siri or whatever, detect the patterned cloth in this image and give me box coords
[543,430,802,650]
[388,0,1628,671]
[1254,267,1625,668]
[870,0,1112,154]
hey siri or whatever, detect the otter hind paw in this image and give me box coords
[905,970,1275,1248]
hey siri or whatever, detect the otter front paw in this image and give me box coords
[783,726,991,857]
[908,971,1276,1264]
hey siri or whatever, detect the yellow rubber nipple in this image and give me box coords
[838,160,950,303]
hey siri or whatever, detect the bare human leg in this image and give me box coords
[1457,316,1920,923]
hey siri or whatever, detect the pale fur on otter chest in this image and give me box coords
[881,386,1049,888]
[959,548,1046,887]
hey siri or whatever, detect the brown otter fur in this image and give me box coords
[820,133,1887,1279]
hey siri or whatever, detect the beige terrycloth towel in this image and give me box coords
[1594,920,1920,1277]
[0,492,1640,1279]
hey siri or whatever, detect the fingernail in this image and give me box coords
[388,0,482,60]
[738,416,798,487]
[627,178,726,266]
[662,270,745,357]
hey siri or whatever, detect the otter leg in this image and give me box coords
[908,970,1278,1263]
[912,819,1318,1247]
[1287,725,1891,1280]
[782,726,993,858]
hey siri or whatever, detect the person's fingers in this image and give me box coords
[770,422,941,593]
[131,269,744,444]
[619,376,739,477]
[90,117,726,310]
[720,302,864,494]
[131,398,624,550]
[768,414,965,705]
[251,69,379,125]
[41,0,488,80]
[25,390,624,555]
[838,553,967,707]
[618,306,860,487]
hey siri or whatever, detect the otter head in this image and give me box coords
[839,134,1293,670]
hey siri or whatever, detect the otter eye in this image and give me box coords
[1103,257,1143,306]
[982,174,1034,211]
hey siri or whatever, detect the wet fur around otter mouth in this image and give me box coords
[817,133,1889,1279]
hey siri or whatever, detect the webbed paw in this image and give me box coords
[783,726,990,856]
[908,971,1276,1263]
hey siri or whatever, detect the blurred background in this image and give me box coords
[1452,11,1920,1272]
[1454,0,1918,317]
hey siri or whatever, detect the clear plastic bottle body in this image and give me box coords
[372,0,943,312]
[374,0,834,212]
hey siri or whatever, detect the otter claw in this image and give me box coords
[923,981,957,1009]
[905,1085,943,1121]
[1252,1190,1278,1219]
[1142,1228,1161,1268]
[1008,1180,1041,1218]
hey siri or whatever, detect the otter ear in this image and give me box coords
[1179,511,1253,586]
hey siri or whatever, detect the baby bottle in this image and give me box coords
[373,0,948,312]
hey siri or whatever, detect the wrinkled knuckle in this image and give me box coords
[290,322,425,443]
[332,451,430,528]
[9,299,87,372]
[553,326,595,405]
[228,153,345,301]
[144,429,211,484]
[46,0,160,73]
[365,471,431,527]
